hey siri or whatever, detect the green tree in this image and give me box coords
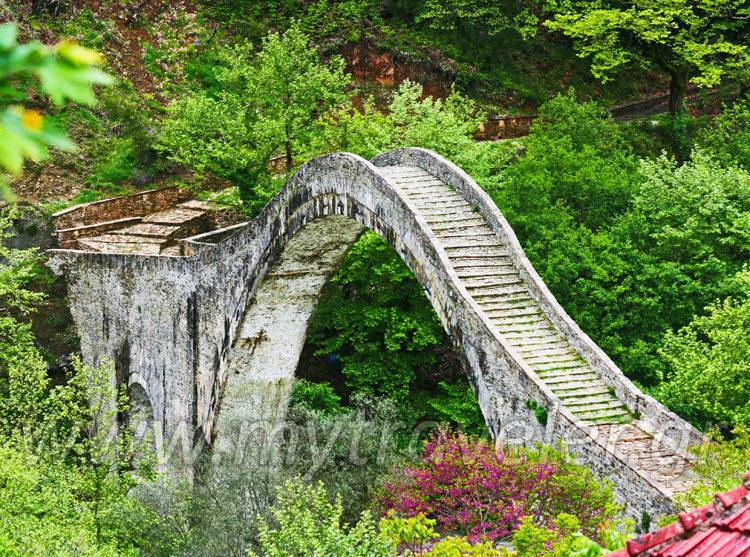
[499,90,639,233]
[655,270,750,428]
[0,23,112,197]
[159,25,349,210]
[544,1,750,118]
[419,0,539,40]
[238,24,349,172]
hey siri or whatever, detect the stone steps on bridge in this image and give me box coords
[590,423,696,497]
[381,164,697,497]
[380,164,634,428]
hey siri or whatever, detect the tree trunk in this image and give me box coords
[668,72,688,118]
[666,71,692,162]
[285,139,293,175]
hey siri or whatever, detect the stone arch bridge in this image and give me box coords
[48,148,705,518]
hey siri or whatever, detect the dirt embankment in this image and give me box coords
[342,41,455,101]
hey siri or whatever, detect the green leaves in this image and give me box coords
[0,23,112,198]
[36,60,112,105]
[251,479,395,557]
[0,107,74,175]
[308,231,444,400]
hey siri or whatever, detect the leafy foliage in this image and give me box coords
[500,90,638,231]
[250,479,395,557]
[0,443,123,556]
[497,93,750,388]
[379,430,617,543]
[508,513,632,557]
[284,393,412,524]
[697,99,750,170]
[308,230,445,400]
[0,23,111,197]
[290,378,344,413]
[655,270,750,428]
[679,425,750,509]
[115,391,412,554]
[380,512,500,555]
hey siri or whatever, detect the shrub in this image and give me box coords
[119,392,413,554]
[501,90,639,233]
[285,393,413,524]
[290,379,344,414]
[509,513,633,557]
[380,512,500,556]
[679,425,750,510]
[0,443,124,556]
[697,100,750,170]
[379,430,617,543]
[250,479,395,557]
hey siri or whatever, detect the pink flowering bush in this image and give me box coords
[379,429,617,543]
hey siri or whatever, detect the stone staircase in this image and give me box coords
[378,164,695,497]
[76,200,219,255]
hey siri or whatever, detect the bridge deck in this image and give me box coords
[379,164,694,497]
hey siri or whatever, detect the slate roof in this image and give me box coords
[606,472,750,556]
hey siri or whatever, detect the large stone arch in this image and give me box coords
[49,148,707,518]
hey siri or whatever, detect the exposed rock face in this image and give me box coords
[3,207,56,254]
[47,148,706,519]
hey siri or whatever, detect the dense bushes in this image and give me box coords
[250,480,393,557]
[679,426,750,509]
[697,100,750,170]
[379,430,617,543]
[307,231,447,401]
[495,93,750,392]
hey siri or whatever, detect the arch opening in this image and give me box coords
[212,207,479,460]
[127,381,157,465]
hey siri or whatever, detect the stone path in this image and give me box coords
[378,165,695,497]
